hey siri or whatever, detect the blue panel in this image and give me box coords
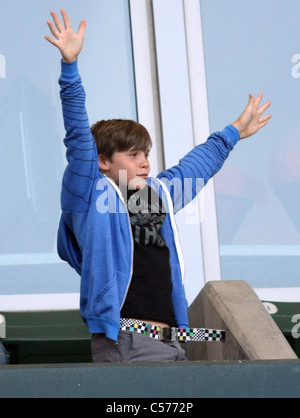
[200,0,300,291]
[0,1,136,298]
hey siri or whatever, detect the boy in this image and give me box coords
[45,9,271,362]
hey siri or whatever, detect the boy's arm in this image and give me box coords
[45,10,99,213]
[158,93,271,212]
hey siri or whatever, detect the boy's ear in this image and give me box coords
[98,154,110,172]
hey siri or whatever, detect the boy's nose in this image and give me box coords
[140,156,149,168]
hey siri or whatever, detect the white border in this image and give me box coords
[255,288,300,303]
[183,0,221,283]
[129,0,164,176]
[152,0,206,301]
[0,293,80,312]
[0,253,63,266]
[220,245,300,256]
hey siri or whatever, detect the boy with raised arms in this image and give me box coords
[45,9,271,362]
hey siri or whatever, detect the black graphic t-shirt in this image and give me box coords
[121,186,177,326]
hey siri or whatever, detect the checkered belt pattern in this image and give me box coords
[120,318,225,342]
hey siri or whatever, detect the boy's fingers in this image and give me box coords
[60,9,72,29]
[258,100,272,115]
[50,10,64,33]
[44,35,58,47]
[78,20,87,37]
[47,21,59,39]
[259,115,271,129]
[247,93,254,105]
[254,92,263,108]
[260,114,272,123]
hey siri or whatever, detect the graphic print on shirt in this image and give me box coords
[127,186,167,247]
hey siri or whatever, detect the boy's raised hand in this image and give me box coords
[45,9,87,63]
[232,93,272,139]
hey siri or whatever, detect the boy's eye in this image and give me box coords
[128,150,150,158]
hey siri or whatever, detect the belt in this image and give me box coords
[120,319,226,342]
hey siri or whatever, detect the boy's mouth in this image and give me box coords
[128,176,148,190]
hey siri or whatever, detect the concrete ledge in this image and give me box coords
[184,281,298,361]
[0,360,300,398]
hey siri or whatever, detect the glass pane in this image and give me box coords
[200,0,300,290]
[0,1,136,299]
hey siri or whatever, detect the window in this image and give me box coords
[200,0,300,301]
[152,0,206,303]
[0,0,136,309]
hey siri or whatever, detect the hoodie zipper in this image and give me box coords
[157,179,185,281]
[105,176,185,311]
[105,177,134,310]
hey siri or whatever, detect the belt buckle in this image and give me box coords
[161,327,177,342]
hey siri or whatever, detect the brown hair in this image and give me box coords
[91,119,152,161]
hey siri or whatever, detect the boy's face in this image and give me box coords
[98,148,151,189]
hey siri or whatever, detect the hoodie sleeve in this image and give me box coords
[157,125,240,213]
[59,60,99,213]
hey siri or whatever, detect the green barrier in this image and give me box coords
[1,301,299,365]
[0,310,91,364]
[1,360,300,398]
[263,301,300,358]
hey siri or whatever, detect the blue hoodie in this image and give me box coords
[57,60,240,342]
